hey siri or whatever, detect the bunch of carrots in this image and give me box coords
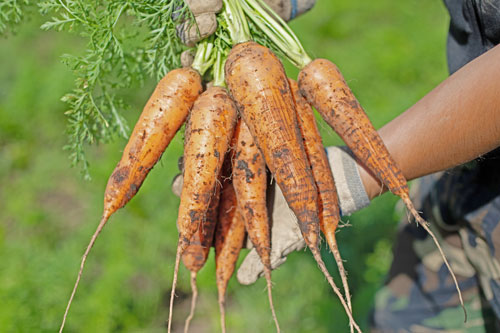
[59,0,466,332]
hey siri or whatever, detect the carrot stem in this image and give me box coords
[223,0,251,43]
[240,0,311,68]
[191,40,215,75]
[59,213,110,333]
[213,49,227,88]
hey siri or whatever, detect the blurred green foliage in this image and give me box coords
[0,0,449,331]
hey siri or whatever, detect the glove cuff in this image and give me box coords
[265,0,316,21]
[326,146,370,216]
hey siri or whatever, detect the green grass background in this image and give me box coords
[0,1,449,332]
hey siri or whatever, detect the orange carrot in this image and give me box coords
[232,119,279,331]
[215,178,246,333]
[181,183,221,333]
[298,58,465,320]
[289,78,353,331]
[168,86,237,333]
[225,41,360,332]
[59,67,202,333]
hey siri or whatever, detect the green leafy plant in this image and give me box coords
[3,0,296,179]
[0,0,36,35]
[37,0,193,179]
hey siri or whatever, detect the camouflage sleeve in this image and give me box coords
[370,172,500,332]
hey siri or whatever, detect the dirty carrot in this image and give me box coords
[298,58,466,320]
[59,67,202,333]
[232,119,280,331]
[181,183,221,333]
[225,41,360,332]
[289,78,353,331]
[168,86,237,333]
[215,178,246,333]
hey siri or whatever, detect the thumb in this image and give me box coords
[237,249,264,285]
[171,174,183,197]
[237,248,288,285]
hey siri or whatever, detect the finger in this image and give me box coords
[186,0,222,15]
[270,184,303,245]
[172,174,183,197]
[270,256,287,270]
[180,50,194,68]
[281,238,306,257]
[237,249,264,285]
[177,13,217,47]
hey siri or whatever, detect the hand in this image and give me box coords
[236,146,371,284]
[171,171,306,285]
[177,0,222,47]
[171,146,371,285]
[237,183,305,284]
[177,0,317,46]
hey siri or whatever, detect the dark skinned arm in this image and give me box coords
[359,44,500,199]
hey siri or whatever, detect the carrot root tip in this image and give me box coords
[310,248,362,333]
[168,243,182,333]
[183,271,198,333]
[402,196,467,322]
[263,269,280,333]
[218,294,226,333]
[59,214,110,333]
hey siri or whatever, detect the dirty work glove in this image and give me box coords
[236,146,370,285]
[265,0,316,21]
[237,183,305,285]
[176,0,222,47]
[325,146,371,216]
[177,0,317,46]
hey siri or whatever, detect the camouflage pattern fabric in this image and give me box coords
[371,163,500,332]
[369,2,500,330]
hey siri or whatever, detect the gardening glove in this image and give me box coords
[236,146,370,285]
[177,0,222,47]
[265,0,316,21]
[180,50,195,68]
[236,183,305,285]
[177,0,316,46]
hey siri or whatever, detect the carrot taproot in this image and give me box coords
[225,41,360,332]
[289,78,353,331]
[59,67,202,333]
[215,178,246,333]
[298,58,465,320]
[181,183,221,333]
[168,86,238,333]
[232,119,280,332]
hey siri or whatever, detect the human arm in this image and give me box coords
[360,43,500,199]
[237,42,500,285]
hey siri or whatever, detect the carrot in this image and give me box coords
[168,86,238,333]
[289,78,353,331]
[225,41,360,332]
[298,58,466,320]
[59,67,202,333]
[181,183,221,333]
[215,178,246,333]
[232,119,280,331]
